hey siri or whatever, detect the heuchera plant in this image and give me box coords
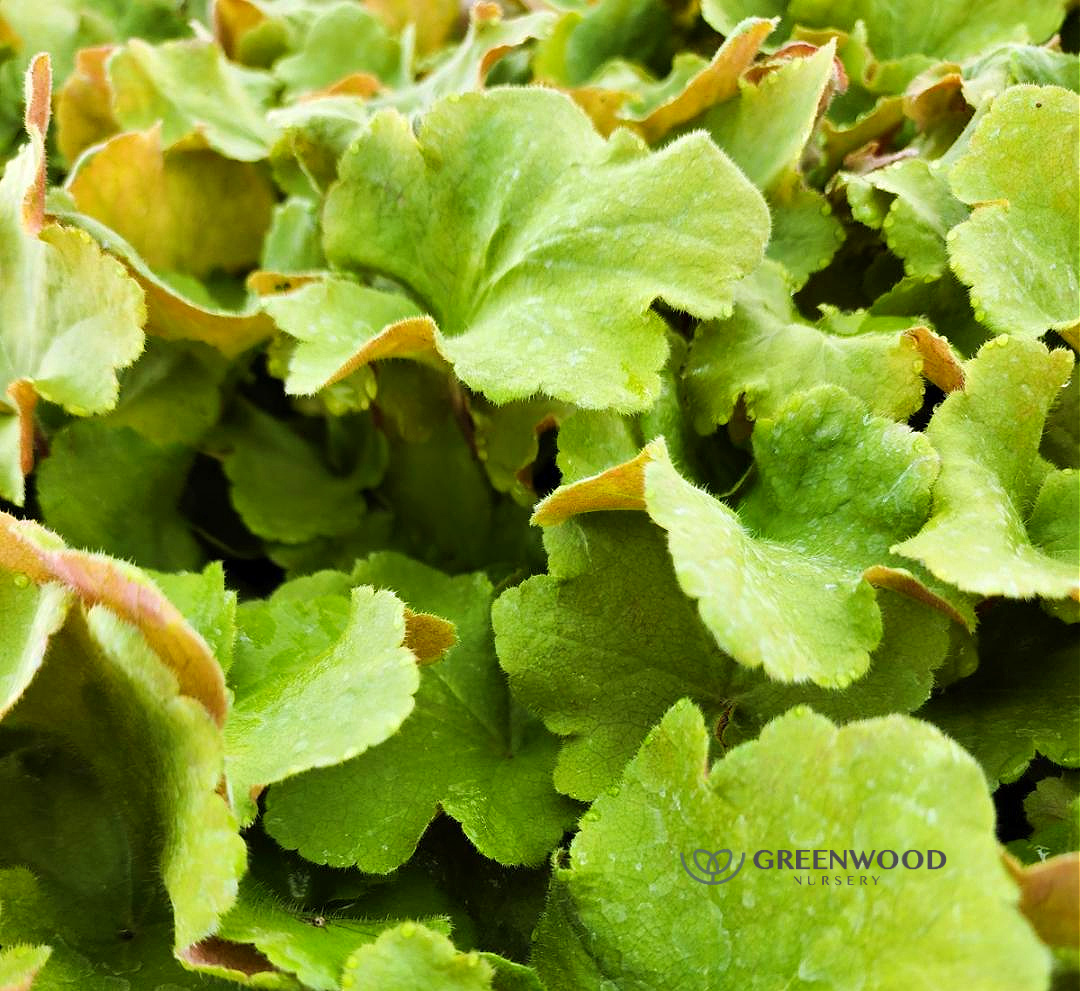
[0,1,1077,989]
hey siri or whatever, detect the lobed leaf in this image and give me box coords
[895,335,1078,601]
[38,420,202,573]
[703,0,1066,61]
[845,157,970,280]
[225,577,429,826]
[683,260,930,429]
[532,387,943,687]
[0,55,145,504]
[946,85,1079,343]
[918,601,1079,784]
[274,3,407,99]
[213,400,373,544]
[266,554,578,870]
[324,87,769,411]
[534,700,1052,990]
[107,37,276,160]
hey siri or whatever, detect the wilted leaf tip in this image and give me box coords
[530,442,661,526]
[21,54,51,236]
[403,608,457,664]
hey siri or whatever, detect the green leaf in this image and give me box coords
[0,576,69,717]
[213,400,371,544]
[946,85,1079,341]
[260,198,326,272]
[540,387,943,681]
[556,331,733,494]
[918,601,1080,784]
[95,339,227,447]
[150,562,237,674]
[340,922,494,990]
[0,601,245,953]
[1028,779,1080,847]
[375,8,556,117]
[725,588,953,743]
[274,3,406,98]
[225,576,423,825]
[845,158,970,280]
[494,513,733,801]
[702,42,836,191]
[345,381,538,574]
[266,8,557,195]
[534,0,675,86]
[817,85,907,171]
[1041,369,1078,470]
[895,335,1079,600]
[706,0,1067,61]
[685,37,847,287]
[534,700,1052,991]
[536,18,774,144]
[261,277,424,396]
[960,43,1080,109]
[484,955,547,991]
[496,511,960,799]
[644,393,937,685]
[107,37,276,160]
[0,943,51,989]
[512,387,954,789]
[0,868,239,990]
[0,58,145,504]
[205,878,421,991]
[870,269,993,358]
[1008,774,1080,864]
[555,408,643,484]
[0,221,144,444]
[0,0,189,81]
[472,396,572,505]
[765,178,846,289]
[46,195,275,360]
[684,261,929,429]
[38,421,202,572]
[700,1,788,41]
[5,8,1080,985]
[324,87,769,411]
[0,512,230,725]
[265,554,578,870]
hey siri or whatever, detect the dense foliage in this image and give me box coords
[0,1,1077,988]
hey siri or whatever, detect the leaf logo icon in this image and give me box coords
[681,848,747,884]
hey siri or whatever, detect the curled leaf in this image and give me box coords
[0,512,228,726]
[1004,851,1080,950]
